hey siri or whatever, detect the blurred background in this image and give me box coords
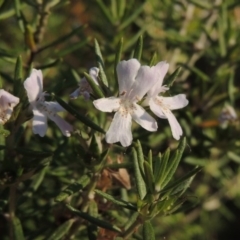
[0,0,240,239]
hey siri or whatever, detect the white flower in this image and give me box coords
[0,89,19,124]
[24,69,73,137]
[143,61,188,140]
[93,59,160,147]
[70,67,99,100]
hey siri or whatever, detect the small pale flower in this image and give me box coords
[143,61,188,140]
[70,67,99,100]
[24,69,73,137]
[219,104,238,124]
[93,59,160,147]
[0,89,19,124]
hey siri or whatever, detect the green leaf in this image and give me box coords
[52,94,105,133]
[124,28,145,51]
[56,38,89,57]
[38,26,85,53]
[89,200,98,218]
[154,149,170,190]
[217,15,226,57]
[136,140,144,173]
[132,147,147,200]
[228,151,240,163]
[96,0,114,24]
[89,134,101,157]
[94,39,105,68]
[95,189,137,211]
[151,197,177,216]
[188,0,212,9]
[114,38,123,84]
[110,0,118,21]
[13,55,23,96]
[149,52,157,67]
[66,204,122,233]
[143,221,155,240]
[14,0,24,32]
[55,174,91,202]
[48,219,75,240]
[161,137,186,188]
[159,167,201,195]
[38,59,61,70]
[92,149,109,172]
[133,35,143,61]
[98,64,109,88]
[143,161,154,194]
[118,0,126,18]
[94,39,108,87]
[29,167,47,192]
[118,3,145,30]
[165,67,181,87]
[180,64,210,82]
[12,216,25,240]
[83,72,105,99]
[147,150,153,171]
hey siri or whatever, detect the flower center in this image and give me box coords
[154,97,170,113]
[119,99,136,117]
[36,100,56,117]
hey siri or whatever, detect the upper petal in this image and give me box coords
[159,94,188,110]
[131,103,158,131]
[106,111,132,147]
[48,113,73,137]
[32,108,48,137]
[24,69,43,103]
[93,97,120,112]
[127,64,162,101]
[117,59,141,95]
[147,61,169,97]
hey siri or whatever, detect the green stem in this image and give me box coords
[121,216,143,239]
[8,184,17,240]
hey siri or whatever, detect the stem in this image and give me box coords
[63,173,99,240]
[121,216,143,239]
[80,173,98,212]
[8,184,17,240]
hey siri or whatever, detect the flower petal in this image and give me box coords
[24,69,43,103]
[148,98,167,119]
[0,89,20,108]
[160,94,188,110]
[93,97,120,112]
[131,103,158,131]
[48,113,73,137]
[127,64,161,101]
[106,111,132,147]
[164,110,183,140]
[148,99,183,140]
[32,108,48,137]
[70,88,81,99]
[147,61,169,97]
[89,67,99,85]
[117,59,141,95]
[45,101,66,112]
